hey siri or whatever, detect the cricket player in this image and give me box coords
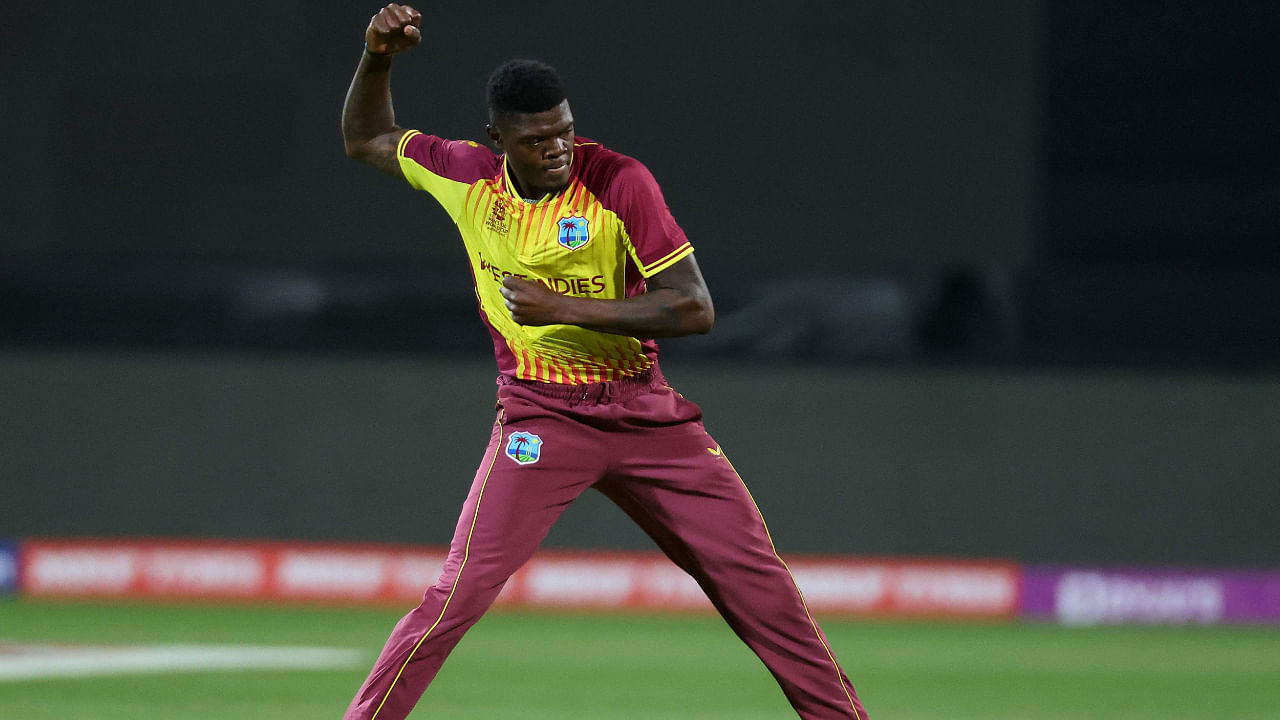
[340,4,867,718]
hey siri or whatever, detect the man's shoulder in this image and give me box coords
[575,136,642,164]
[401,131,502,182]
[575,138,653,193]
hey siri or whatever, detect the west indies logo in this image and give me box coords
[557,215,590,251]
[505,431,543,465]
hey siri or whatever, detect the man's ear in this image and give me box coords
[486,124,502,150]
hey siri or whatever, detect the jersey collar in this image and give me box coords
[500,151,577,205]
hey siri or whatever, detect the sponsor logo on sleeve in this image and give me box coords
[505,431,544,465]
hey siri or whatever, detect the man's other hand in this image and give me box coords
[501,276,571,327]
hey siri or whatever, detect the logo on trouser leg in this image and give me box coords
[505,431,543,465]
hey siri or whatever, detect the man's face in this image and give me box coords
[488,100,575,200]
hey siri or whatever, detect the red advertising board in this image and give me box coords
[19,538,1019,619]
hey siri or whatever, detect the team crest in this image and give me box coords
[505,431,543,465]
[557,215,590,251]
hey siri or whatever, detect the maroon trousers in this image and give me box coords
[344,369,866,720]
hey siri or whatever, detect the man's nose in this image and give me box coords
[546,136,569,157]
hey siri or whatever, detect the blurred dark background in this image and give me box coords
[2,1,1278,565]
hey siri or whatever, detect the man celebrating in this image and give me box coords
[340,5,867,719]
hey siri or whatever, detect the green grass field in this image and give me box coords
[2,598,1278,719]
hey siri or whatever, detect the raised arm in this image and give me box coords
[341,4,423,177]
[499,255,715,338]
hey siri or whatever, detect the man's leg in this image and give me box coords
[344,402,605,720]
[596,407,867,719]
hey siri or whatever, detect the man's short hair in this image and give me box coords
[487,59,567,123]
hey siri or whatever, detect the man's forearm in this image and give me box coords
[501,279,715,338]
[560,289,714,338]
[344,2,421,167]
[500,256,716,337]
[342,51,399,159]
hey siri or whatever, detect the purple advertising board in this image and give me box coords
[0,540,16,595]
[1022,566,1280,625]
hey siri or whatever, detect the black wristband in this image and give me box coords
[364,42,390,57]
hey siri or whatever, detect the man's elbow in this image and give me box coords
[687,296,715,335]
[691,312,714,335]
[344,138,369,160]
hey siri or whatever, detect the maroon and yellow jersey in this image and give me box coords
[396,130,693,384]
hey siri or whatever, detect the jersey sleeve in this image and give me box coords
[396,130,499,223]
[606,159,694,278]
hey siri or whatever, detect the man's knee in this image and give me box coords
[417,568,509,621]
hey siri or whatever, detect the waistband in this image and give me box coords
[497,367,663,405]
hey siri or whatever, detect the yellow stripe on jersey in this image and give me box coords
[395,129,416,156]
[637,240,694,277]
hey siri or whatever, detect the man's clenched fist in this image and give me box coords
[501,276,575,327]
[365,3,422,55]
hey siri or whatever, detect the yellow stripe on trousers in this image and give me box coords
[722,452,863,720]
[369,416,505,720]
